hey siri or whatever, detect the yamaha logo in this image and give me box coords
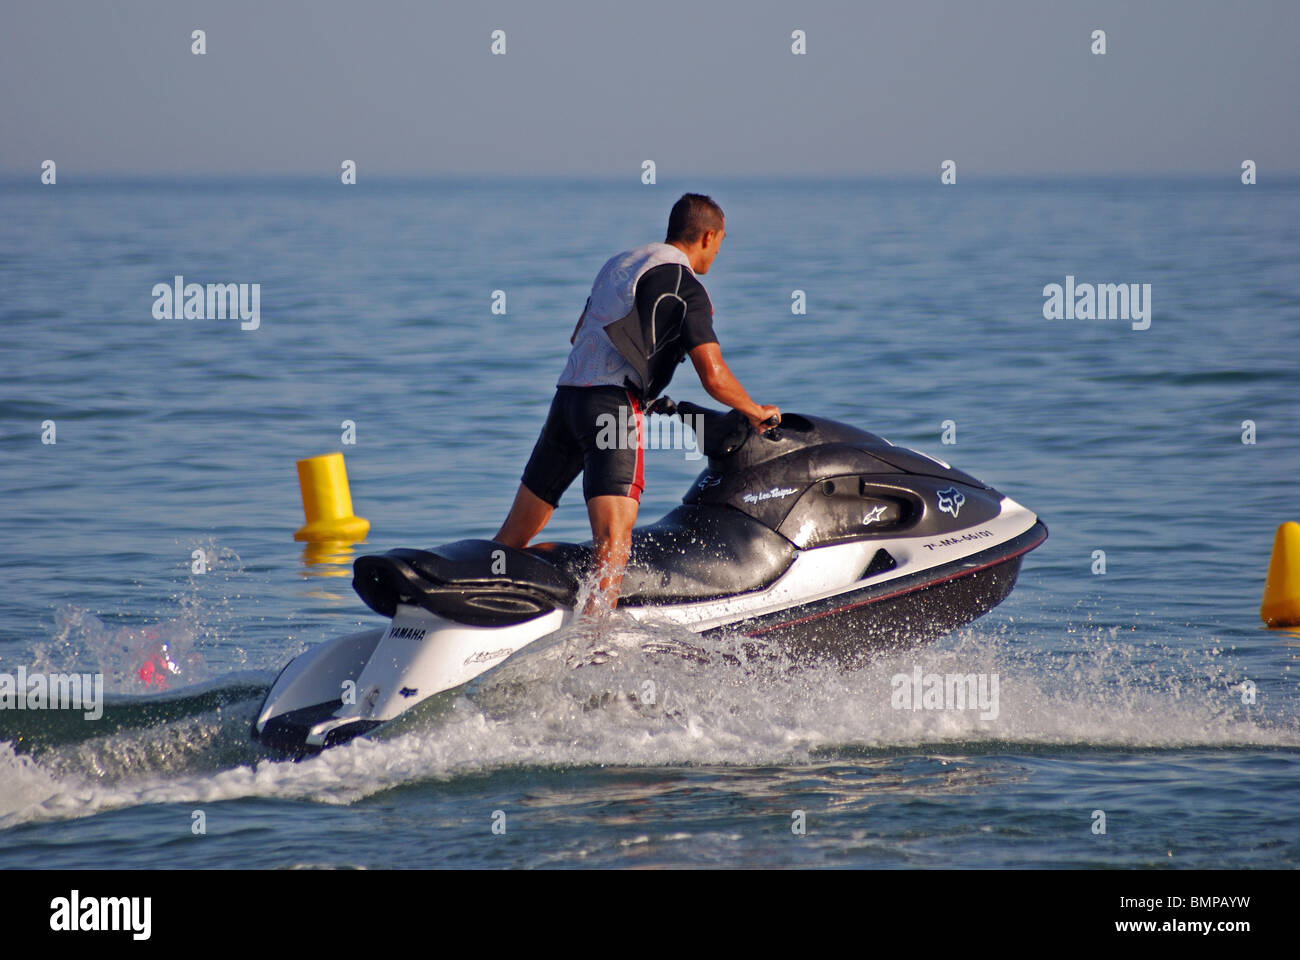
[387,625,427,641]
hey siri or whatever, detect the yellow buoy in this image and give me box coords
[293,452,370,542]
[1261,521,1300,627]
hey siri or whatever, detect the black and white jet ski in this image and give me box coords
[253,402,1046,754]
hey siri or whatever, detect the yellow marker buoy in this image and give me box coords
[294,452,370,542]
[1261,521,1300,627]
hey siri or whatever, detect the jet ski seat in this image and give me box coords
[528,504,797,605]
[353,540,579,625]
[353,506,798,626]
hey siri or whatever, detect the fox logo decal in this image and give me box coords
[936,486,966,518]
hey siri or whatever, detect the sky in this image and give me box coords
[2,0,1297,177]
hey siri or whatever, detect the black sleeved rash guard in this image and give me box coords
[635,262,718,362]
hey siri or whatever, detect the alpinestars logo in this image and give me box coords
[464,647,513,665]
[936,487,966,517]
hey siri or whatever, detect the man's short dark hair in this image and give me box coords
[665,193,725,244]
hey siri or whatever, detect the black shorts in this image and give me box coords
[520,386,645,506]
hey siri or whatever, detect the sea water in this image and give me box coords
[1,176,1297,867]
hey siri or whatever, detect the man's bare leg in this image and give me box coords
[584,494,639,615]
[493,483,554,549]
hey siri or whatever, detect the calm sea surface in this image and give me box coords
[1,177,1298,868]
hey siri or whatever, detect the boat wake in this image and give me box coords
[1,609,1295,831]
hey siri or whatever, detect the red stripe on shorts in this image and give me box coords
[627,391,645,501]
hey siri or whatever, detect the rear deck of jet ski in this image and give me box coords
[353,540,578,626]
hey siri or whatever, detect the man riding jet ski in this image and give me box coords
[253,193,1047,754]
[254,400,1046,754]
[493,192,780,613]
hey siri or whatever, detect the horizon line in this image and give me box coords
[3,170,1295,182]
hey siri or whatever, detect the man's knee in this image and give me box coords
[586,494,638,542]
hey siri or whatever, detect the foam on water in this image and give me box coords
[1,612,1295,831]
[30,545,251,696]
[35,606,210,692]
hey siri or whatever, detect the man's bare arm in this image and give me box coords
[688,342,780,431]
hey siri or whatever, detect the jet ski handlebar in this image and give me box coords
[648,396,782,448]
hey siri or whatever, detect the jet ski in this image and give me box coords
[253,401,1047,754]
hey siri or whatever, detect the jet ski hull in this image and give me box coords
[705,520,1047,662]
[254,519,1046,757]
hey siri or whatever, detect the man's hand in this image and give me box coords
[748,404,781,433]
